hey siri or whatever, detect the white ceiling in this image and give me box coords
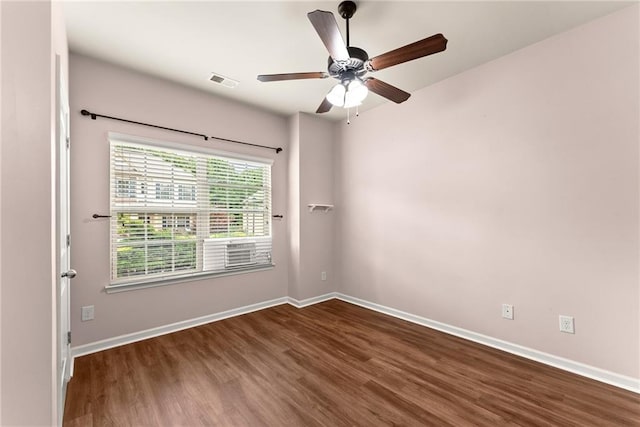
[63,1,634,120]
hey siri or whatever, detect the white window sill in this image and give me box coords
[105,264,275,294]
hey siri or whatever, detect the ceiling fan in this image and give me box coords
[257,1,448,114]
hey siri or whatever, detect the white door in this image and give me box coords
[56,55,73,425]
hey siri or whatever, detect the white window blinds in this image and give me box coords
[109,138,273,288]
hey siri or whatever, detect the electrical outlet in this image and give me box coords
[502,304,514,320]
[81,305,94,321]
[321,271,327,281]
[559,315,574,334]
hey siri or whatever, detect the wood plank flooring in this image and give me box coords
[64,300,640,426]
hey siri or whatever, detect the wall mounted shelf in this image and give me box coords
[308,204,334,213]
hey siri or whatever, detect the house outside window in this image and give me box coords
[161,215,193,230]
[178,184,196,201]
[155,183,173,200]
[109,136,273,289]
[116,179,136,198]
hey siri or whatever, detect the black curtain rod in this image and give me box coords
[80,109,283,154]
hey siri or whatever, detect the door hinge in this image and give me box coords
[66,234,70,247]
[66,136,70,148]
[67,331,71,345]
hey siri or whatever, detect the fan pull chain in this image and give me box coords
[347,108,351,124]
[356,105,360,117]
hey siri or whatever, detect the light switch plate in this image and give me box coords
[81,305,94,321]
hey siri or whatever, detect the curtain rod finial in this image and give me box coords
[81,109,97,120]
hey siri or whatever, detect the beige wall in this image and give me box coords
[288,113,336,300]
[334,5,639,378]
[299,113,335,299]
[1,1,68,424]
[69,54,290,346]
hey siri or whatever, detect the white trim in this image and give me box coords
[71,296,288,358]
[287,292,337,308]
[334,293,640,394]
[70,292,640,394]
[105,265,275,294]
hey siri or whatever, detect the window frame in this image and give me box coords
[106,133,275,293]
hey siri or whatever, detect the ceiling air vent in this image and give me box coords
[209,73,239,89]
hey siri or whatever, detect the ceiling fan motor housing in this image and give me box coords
[328,46,369,78]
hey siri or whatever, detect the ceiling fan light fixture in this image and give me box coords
[344,79,368,108]
[327,78,368,108]
[326,82,347,107]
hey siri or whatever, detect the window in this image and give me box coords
[178,184,196,201]
[175,215,192,230]
[161,215,192,230]
[110,137,273,289]
[116,179,136,198]
[155,183,173,200]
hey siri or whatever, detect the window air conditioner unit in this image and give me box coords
[225,241,257,268]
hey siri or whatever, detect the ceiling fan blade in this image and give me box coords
[257,72,329,82]
[316,97,333,114]
[368,34,448,71]
[307,10,349,61]
[364,78,411,104]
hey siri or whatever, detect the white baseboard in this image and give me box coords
[287,292,337,308]
[71,296,289,359]
[71,292,639,394]
[335,293,640,394]
[71,293,335,359]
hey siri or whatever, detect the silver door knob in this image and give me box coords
[61,269,77,279]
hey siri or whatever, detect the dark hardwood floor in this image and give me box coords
[64,299,640,426]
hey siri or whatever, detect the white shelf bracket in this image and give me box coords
[308,204,334,213]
